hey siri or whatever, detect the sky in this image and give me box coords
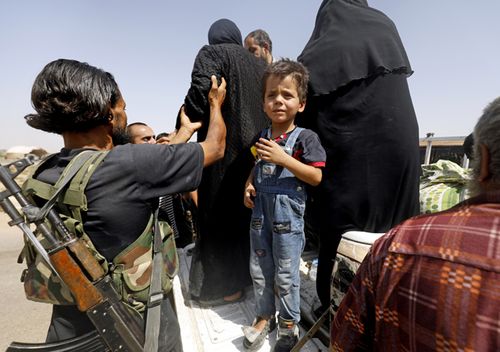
[1,0,500,152]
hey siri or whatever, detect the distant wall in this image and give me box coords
[5,148,48,160]
[419,145,466,165]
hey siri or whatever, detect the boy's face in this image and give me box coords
[263,74,305,127]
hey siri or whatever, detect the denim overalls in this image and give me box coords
[250,127,306,323]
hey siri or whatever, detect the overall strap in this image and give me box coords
[284,127,304,154]
[264,127,272,139]
[265,127,304,156]
[277,127,305,182]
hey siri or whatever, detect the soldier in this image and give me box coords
[22,58,226,351]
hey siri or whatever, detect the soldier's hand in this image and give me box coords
[208,75,226,109]
[167,106,202,144]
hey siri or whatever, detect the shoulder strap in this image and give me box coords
[263,127,271,139]
[22,153,63,201]
[63,151,108,221]
[145,208,164,352]
[284,127,304,152]
[26,151,106,222]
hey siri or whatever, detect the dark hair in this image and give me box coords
[156,132,169,140]
[262,58,309,102]
[246,29,272,53]
[25,59,121,134]
[472,96,500,184]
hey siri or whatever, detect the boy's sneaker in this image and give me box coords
[272,317,299,352]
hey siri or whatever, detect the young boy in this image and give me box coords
[242,59,326,352]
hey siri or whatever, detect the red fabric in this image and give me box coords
[331,190,500,352]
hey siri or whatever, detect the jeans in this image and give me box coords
[249,191,305,323]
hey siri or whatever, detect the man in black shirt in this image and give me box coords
[24,58,226,351]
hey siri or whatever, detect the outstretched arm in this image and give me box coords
[167,108,202,145]
[199,75,227,167]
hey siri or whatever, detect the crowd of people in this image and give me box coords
[8,0,499,351]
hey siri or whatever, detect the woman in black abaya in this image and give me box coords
[298,0,420,313]
[183,19,268,305]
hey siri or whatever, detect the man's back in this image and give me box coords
[35,143,202,260]
[331,191,500,351]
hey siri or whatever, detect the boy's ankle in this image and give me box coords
[273,317,299,352]
[277,316,297,330]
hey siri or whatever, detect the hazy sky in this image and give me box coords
[1,0,499,152]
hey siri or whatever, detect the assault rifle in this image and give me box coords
[0,155,145,352]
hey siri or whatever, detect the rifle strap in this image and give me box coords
[144,208,164,352]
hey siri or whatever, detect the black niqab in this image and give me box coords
[297,0,420,310]
[298,0,412,95]
[207,18,242,45]
[184,19,268,301]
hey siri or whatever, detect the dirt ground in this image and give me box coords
[0,212,51,350]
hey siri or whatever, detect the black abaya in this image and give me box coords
[298,0,420,309]
[183,20,269,301]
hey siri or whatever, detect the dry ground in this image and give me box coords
[0,157,51,349]
[0,212,51,351]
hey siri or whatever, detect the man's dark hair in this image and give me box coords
[156,132,169,140]
[262,58,309,102]
[247,29,272,53]
[25,59,121,134]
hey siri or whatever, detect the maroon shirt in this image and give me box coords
[331,190,500,352]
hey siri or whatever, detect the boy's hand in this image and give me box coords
[255,138,289,166]
[244,182,256,209]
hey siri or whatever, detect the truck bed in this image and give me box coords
[173,245,328,351]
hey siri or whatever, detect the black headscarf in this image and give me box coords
[207,18,242,45]
[298,0,412,96]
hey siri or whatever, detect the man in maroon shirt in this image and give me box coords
[331,97,500,352]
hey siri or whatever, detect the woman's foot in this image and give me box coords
[242,316,276,351]
[195,290,245,307]
[223,290,243,302]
